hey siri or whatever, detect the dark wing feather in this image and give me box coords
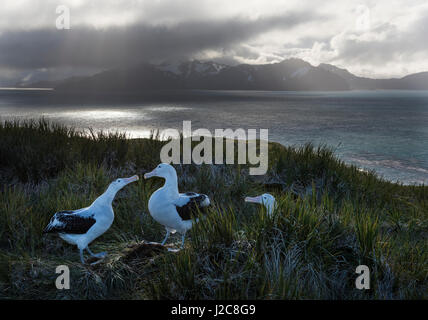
[43,210,96,234]
[175,194,210,221]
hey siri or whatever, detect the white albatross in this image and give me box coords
[43,175,139,264]
[245,193,276,215]
[144,163,210,248]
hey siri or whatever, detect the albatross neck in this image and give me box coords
[93,185,120,207]
[265,201,276,215]
[162,172,179,198]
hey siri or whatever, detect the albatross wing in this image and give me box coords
[174,192,210,221]
[43,208,96,234]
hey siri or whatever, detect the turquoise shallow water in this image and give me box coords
[0,89,427,185]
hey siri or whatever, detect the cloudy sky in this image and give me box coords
[0,0,427,85]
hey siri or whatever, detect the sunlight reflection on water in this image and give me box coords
[1,90,427,185]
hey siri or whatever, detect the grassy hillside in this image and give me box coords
[0,119,426,299]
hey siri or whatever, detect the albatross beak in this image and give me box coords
[124,175,139,184]
[245,196,262,204]
[144,169,157,179]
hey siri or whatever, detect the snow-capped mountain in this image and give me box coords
[45,58,428,92]
[157,60,227,77]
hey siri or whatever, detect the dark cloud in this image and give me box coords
[0,13,321,71]
[331,12,428,66]
[1,1,426,82]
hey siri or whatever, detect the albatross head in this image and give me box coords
[245,193,276,215]
[144,163,177,180]
[109,175,139,191]
[97,175,139,204]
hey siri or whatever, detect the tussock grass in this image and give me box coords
[0,119,427,299]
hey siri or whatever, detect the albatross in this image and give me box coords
[245,193,276,215]
[43,175,139,263]
[144,163,210,248]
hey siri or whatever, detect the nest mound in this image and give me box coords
[121,241,173,264]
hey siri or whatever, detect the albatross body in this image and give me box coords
[144,163,210,247]
[43,175,139,263]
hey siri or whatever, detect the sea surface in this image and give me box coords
[0,88,427,185]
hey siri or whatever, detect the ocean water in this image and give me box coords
[0,89,427,185]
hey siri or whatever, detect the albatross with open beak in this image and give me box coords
[245,193,276,216]
[43,175,139,264]
[144,163,210,248]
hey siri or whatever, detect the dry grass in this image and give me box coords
[0,119,427,299]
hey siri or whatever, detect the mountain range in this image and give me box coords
[21,58,428,92]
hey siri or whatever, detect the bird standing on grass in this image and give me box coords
[245,193,276,215]
[43,175,139,264]
[144,163,210,248]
